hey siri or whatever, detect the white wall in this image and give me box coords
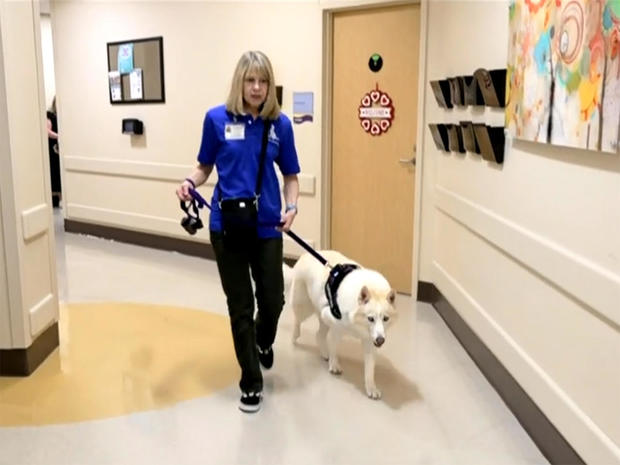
[417,1,620,463]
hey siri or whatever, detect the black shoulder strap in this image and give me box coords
[325,263,359,320]
[255,120,272,198]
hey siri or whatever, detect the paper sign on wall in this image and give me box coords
[118,43,134,74]
[108,71,122,101]
[293,92,314,124]
[129,68,143,100]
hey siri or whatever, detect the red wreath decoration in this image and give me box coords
[358,84,395,136]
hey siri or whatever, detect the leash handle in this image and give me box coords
[188,187,211,210]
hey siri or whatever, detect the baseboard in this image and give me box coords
[64,219,298,266]
[416,281,584,465]
[0,323,59,376]
[416,280,440,303]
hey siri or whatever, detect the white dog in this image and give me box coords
[285,251,396,399]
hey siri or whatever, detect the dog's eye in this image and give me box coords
[383,316,390,322]
[367,316,375,323]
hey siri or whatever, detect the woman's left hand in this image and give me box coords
[277,208,297,232]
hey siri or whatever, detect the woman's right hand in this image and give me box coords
[176,180,193,201]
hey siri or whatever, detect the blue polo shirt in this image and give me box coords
[197,104,300,238]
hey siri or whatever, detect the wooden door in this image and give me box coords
[331,4,420,294]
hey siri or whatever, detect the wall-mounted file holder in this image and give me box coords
[428,67,507,163]
[460,121,480,154]
[448,77,465,107]
[474,68,507,108]
[430,67,506,109]
[428,124,450,151]
[461,76,484,106]
[473,124,505,163]
[447,124,466,153]
[430,80,453,109]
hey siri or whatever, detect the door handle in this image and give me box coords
[399,157,416,166]
[399,143,417,166]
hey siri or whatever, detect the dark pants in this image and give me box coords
[210,231,284,392]
[48,141,61,193]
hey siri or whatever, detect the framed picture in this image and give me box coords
[506,0,620,153]
[106,36,165,104]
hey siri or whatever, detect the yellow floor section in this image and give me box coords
[0,303,238,426]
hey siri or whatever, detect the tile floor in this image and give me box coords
[0,210,548,465]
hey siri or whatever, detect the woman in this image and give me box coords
[46,97,61,207]
[176,51,300,413]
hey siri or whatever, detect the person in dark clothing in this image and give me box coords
[46,96,61,208]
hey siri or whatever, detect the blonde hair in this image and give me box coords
[225,51,280,120]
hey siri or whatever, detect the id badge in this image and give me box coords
[225,123,245,140]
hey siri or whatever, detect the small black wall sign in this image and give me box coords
[368,53,383,72]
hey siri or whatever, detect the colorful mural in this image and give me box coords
[506,0,620,153]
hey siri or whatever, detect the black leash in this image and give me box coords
[284,230,329,267]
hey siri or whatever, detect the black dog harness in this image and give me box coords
[325,263,359,320]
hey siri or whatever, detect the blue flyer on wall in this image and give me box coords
[117,43,134,74]
[293,92,314,124]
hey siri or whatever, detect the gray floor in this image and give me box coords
[0,210,548,465]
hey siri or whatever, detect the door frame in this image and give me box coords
[321,0,429,298]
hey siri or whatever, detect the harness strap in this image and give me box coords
[325,263,359,320]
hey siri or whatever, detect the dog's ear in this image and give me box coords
[387,289,396,306]
[358,286,370,305]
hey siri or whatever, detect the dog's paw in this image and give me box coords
[328,362,343,375]
[366,386,382,399]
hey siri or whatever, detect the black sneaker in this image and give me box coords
[257,345,273,369]
[239,391,262,413]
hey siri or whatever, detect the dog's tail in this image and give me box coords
[283,262,294,298]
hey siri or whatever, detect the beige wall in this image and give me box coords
[417,1,620,463]
[0,31,11,345]
[51,0,399,255]
[40,15,56,109]
[0,0,58,349]
[52,0,323,255]
[0,209,10,345]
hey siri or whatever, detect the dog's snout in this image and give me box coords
[374,336,385,347]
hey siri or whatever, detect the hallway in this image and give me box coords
[0,211,548,464]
